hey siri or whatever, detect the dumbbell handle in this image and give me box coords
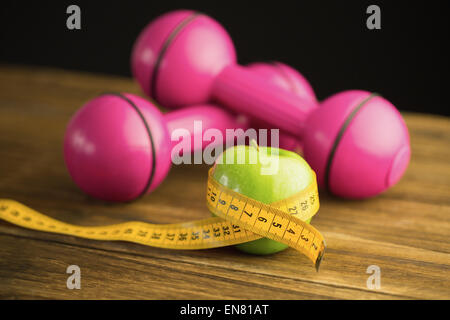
[164,105,248,152]
[212,65,317,138]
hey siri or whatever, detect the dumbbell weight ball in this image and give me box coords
[64,93,248,202]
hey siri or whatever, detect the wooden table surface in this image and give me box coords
[0,65,449,300]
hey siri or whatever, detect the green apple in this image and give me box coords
[211,142,314,255]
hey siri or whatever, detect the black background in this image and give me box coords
[0,0,448,115]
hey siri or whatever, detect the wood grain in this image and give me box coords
[0,64,449,300]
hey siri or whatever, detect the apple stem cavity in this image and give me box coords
[250,139,260,152]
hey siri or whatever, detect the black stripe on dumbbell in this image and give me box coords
[150,12,202,101]
[324,92,380,193]
[101,92,157,199]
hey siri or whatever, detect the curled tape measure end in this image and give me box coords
[315,246,325,272]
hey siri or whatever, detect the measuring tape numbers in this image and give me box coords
[0,169,326,270]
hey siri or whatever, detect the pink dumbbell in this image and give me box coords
[247,62,411,198]
[64,93,248,202]
[245,61,318,152]
[131,10,410,198]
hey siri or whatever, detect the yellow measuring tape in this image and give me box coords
[0,168,326,270]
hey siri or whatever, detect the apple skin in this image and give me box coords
[212,144,314,255]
